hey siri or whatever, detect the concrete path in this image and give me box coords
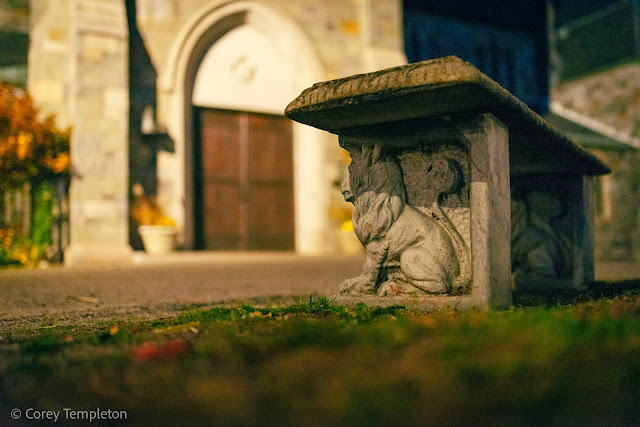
[0,252,364,328]
[0,251,637,329]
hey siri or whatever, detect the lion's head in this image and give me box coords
[340,142,406,244]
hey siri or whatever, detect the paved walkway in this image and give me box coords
[0,252,364,328]
[0,252,637,328]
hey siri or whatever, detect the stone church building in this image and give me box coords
[2,0,639,264]
[24,0,407,263]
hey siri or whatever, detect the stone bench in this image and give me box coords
[285,56,609,310]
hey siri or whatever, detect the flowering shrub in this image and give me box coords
[0,227,33,266]
[0,82,71,189]
[0,83,71,266]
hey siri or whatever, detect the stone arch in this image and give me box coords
[159,1,332,253]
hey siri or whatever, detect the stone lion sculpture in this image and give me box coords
[511,191,572,279]
[339,142,471,296]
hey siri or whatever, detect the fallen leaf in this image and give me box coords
[68,295,99,304]
[133,340,191,362]
[109,325,119,335]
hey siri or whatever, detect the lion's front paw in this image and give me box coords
[339,276,376,295]
[377,280,421,297]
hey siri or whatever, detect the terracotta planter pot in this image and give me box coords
[138,225,177,255]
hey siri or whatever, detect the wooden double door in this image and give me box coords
[195,108,294,250]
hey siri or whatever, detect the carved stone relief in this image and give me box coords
[511,190,573,279]
[338,140,471,297]
[398,143,472,247]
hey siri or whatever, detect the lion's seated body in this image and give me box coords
[339,143,468,296]
[379,204,459,294]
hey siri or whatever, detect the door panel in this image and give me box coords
[249,186,294,250]
[198,108,294,250]
[202,184,243,249]
[249,114,293,182]
[201,121,240,181]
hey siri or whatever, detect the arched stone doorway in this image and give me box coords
[158,2,331,253]
[192,25,297,250]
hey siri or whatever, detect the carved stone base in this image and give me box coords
[332,295,480,312]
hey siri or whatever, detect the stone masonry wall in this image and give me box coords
[553,64,640,260]
[135,0,404,82]
[29,0,131,263]
[28,0,74,127]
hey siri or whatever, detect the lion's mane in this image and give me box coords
[352,159,406,244]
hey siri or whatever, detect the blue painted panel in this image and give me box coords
[404,10,548,113]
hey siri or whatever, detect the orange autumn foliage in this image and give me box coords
[0,82,71,188]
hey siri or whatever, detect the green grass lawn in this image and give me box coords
[1,285,640,425]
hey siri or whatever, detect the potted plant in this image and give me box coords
[131,184,177,255]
